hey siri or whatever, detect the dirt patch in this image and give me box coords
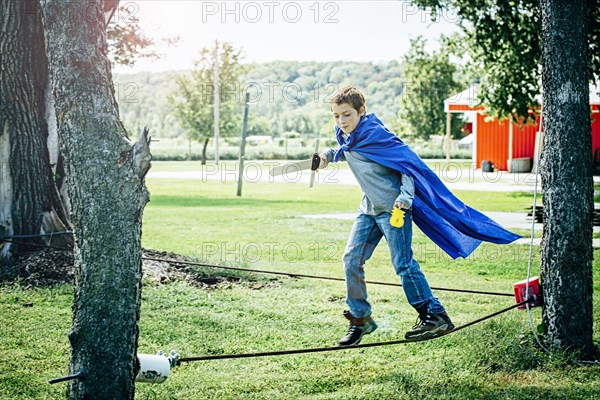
[0,248,75,288]
[141,249,249,288]
[1,248,276,289]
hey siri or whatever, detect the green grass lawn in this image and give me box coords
[1,167,598,399]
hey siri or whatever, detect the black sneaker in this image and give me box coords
[405,312,454,340]
[338,310,378,346]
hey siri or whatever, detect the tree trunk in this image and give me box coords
[0,0,71,264]
[202,137,209,165]
[40,0,151,398]
[540,0,594,356]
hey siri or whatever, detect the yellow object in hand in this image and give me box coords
[390,207,405,228]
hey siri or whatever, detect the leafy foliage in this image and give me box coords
[395,36,465,139]
[412,0,600,121]
[106,5,161,67]
[168,42,247,142]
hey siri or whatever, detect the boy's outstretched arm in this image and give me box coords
[394,174,414,210]
[321,148,346,168]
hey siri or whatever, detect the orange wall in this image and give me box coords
[475,113,599,170]
[512,119,538,161]
[475,114,511,170]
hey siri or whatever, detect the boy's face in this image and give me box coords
[331,102,365,134]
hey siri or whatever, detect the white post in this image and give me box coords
[213,40,220,163]
[445,112,452,162]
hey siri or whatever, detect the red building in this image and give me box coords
[444,85,600,171]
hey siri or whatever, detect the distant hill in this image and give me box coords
[114,60,404,139]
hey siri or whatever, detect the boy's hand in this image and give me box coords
[319,153,329,169]
[394,201,409,210]
[390,206,405,228]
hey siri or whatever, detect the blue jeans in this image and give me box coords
[342,210,445,318]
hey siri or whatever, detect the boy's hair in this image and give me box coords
[329,86,366,113]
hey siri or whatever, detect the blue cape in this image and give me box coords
[333,113,520,259]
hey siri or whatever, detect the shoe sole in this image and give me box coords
[339,323,378,346]
[404,324,455,340]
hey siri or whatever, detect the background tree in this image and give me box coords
[540,0,594,357]
[413,0,599,120]
[40,0,151,398]
[0,0,162,264]
[412,0,599,357]
[0,0,72,264]
[394,36,465,140]
[1,0,158,395]
[169,42,246,164]
[246,116,272,137]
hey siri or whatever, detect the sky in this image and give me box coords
[113,0,461,73]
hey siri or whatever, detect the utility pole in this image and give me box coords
[213,39,220,163]
[237,93,250,197]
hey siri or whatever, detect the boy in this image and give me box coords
[320,86,519,346]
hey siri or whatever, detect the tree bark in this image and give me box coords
[40,0,151,398]
[0,0,71,264]
[202,137,209,165]
[540,0,594,356]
